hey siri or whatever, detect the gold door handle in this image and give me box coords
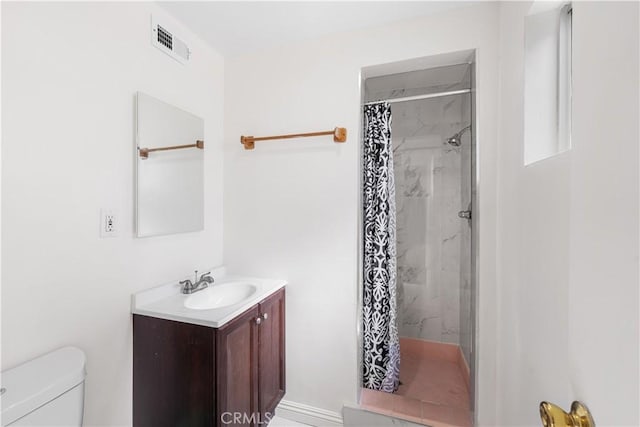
[539,401,595,427]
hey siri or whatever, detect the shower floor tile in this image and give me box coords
[397,346,469,408]
[360,338,471,427]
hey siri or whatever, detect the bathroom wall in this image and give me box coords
[2,3,224,425]
[567,2,638,424]
[496,4,572,422]
[223,3,500,423]
[495,2,639,425]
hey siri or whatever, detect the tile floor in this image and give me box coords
[269,415,311,426]
[343,405,426,426]
[360,338,471,427]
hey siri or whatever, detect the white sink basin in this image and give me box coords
[184,282,257,310]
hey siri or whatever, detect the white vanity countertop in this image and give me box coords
[131,268,286,328]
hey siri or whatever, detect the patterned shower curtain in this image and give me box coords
[362,102,400,392]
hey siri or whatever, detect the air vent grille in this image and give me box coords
[157,25,173,50]
[151,15,190,64]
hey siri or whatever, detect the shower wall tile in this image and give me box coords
[459,94,473,367]
[388,93,470,345]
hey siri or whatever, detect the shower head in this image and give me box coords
[446,125,471,147]
[446,136,462,147]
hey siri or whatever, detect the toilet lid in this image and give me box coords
[1,347,86,426]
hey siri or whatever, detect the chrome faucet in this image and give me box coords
[180,270,214,294]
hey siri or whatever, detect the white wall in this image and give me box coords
[568,2,638,425]
[223,4,500,423]
[496,2,639,425]
[496,3,572,423]
[1,3,224,425]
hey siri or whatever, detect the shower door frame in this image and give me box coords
[356,50,479,422]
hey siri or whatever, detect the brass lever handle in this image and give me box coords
[539,401,595,427]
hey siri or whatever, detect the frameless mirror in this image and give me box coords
[136,92,204,237]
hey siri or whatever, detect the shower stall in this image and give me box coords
[359,57,476,427]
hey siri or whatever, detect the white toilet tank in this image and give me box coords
[1,347,86,426]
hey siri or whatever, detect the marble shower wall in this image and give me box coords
[458,96,473,367]
[390,93,471,345]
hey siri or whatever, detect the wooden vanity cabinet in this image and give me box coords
[256,290,286,417]
[133,288,285,427]
[215,304,260,425]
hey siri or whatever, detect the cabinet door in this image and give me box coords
[258,288,286,419]
[133,315,215,427]
[216,305,260,427]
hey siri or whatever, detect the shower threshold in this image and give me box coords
[359,338,471,427]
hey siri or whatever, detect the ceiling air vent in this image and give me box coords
[151,16,191,64]
[157,25,173,50]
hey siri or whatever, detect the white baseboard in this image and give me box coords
[276,399,343,426]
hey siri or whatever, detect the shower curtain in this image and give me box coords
[362,102,400,392]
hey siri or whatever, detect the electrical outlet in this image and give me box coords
[101,209,117,238]
[105,214,115,233]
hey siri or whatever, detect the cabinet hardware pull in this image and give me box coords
[255,317,262,325]
[262,313,269,320]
